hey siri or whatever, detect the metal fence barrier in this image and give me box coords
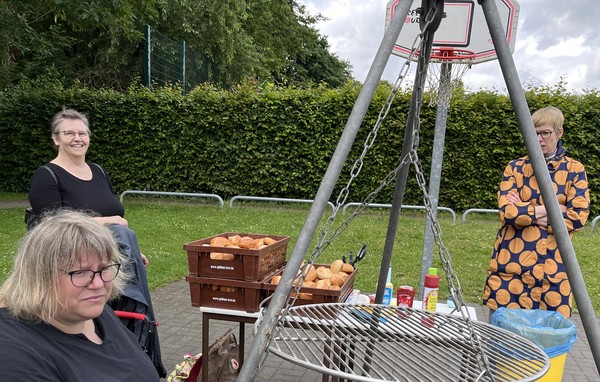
[461,208,499,223]
[341,203,457,224]
[229,195,334,212]
[119,190,224,208]
[591,215,600,232]
[115,191,538,227]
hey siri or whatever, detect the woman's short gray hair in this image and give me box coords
[0,210,128,322]
[50,108,91,135]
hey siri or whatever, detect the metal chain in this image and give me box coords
[407,10,493,377]
[305,8,435,269]
[409,148,492,377]
[270,2,493,379]
[274,7,433,333]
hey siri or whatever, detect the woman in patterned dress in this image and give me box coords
[483,106,590,318]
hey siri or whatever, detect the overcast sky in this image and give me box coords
[302,0,600,93]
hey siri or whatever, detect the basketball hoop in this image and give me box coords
[426,48,476,108]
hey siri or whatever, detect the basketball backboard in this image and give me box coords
[385,0,520,64]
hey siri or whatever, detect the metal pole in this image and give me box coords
[237,1,415,380]
[375,0,444,305]
[419,62,451,300]
[179,40,186,95]
[480,0,600,373]
[143,25,151,88]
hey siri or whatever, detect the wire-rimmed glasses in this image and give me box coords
[56,130,90,139]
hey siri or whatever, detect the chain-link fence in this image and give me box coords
[143,25,211,94]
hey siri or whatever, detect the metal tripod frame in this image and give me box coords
[238,0,600,380]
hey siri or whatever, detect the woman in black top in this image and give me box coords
[28,108,127,227]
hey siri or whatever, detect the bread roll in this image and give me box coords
[221,253,234,261]
[263,237,277,245]
[338,272,350,282]
[330,273,345,287]
[210,252,225,260]
[299,293,313,300]
[210,236,230,247]
[317,267,333,280]
[330,259,344,274]
[341,263,354,273]
[305,265,318,282]
[271,275,282,285]
[238,236,256,249]
[253,238,265,249]
[329,285,341,291]
[315,279,331,289]
[228,235,242,245]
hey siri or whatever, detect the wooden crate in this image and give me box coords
[262,263,357,306]
[184,232,289,282]
[185,275,265,313]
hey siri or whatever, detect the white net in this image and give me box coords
[426,48,474,108]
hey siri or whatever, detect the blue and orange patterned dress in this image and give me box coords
[482,141,589,317]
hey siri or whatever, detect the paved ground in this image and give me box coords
[153,279,600,382]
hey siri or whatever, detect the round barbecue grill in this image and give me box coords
[264,303,550,382]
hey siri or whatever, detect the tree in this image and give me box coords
[0,0,351,90]
[154,0,351,87]
[245,0,351,87]
[1,0,156,89]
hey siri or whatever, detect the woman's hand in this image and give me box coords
[141,253,149,267]
[536,204,567,227]
[93,216,128,227]
[506,190,522,204]
[507,190,566,227]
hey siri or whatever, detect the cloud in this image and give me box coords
[302,0,600,92]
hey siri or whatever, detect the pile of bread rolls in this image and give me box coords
[206,234,278,260]
[270,259,355,300]
[212,285,235,293]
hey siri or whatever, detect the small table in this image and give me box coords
[199,301,478,382]
[411,300,478,319]
[199,307,259,382]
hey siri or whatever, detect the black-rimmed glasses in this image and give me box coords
[56,130,89,139]
[536,130,554,139]
[66,263,121,287]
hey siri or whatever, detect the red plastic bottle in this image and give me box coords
[423,268,439,312]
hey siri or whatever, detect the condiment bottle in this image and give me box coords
[423,267,439,312]
[396,285,415,308]
[382,267,393,305]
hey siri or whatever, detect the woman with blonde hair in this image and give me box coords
[483,106,590,319]
[0,210,161,381]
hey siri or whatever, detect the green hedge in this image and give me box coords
[1,80,599,216]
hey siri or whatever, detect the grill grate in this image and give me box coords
[264,303,549,382]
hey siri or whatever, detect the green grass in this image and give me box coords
[0,192,28,201]
[1,194,599,314]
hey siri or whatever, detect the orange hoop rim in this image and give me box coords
[429,48,476,62]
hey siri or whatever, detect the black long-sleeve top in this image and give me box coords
[28,162,124,217]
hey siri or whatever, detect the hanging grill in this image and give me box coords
[264,303,549,382]
[241,3,555,382]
